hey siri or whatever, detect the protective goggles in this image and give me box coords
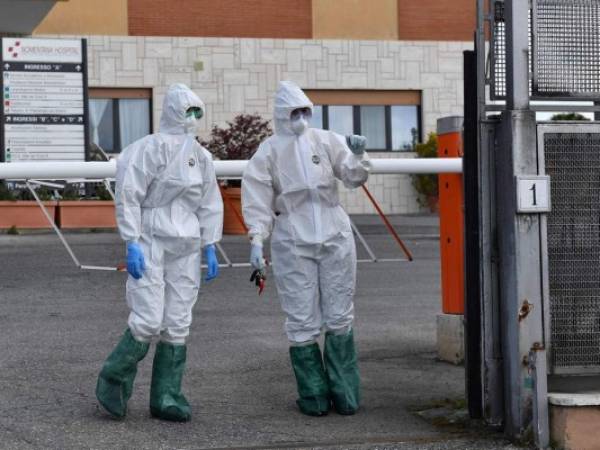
[185,107,203,119]
[290,107,312,121]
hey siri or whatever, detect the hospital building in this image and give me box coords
[2,0,473,214]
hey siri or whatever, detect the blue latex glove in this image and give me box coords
[346,134,367,155]
[126,242,146,280]
[204,244,219,282]
[250,244,265,270]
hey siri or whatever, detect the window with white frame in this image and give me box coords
[88,88,152,155]
[305,90,421,152]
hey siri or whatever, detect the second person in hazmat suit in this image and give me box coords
[242,81,370,416]
[95,84,223,422]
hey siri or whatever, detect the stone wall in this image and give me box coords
[79,35,472,214]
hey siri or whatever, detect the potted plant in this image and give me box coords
[411,132,439,212]
[56,144,117,229]
[0,181,58,230]
[200,114,272,234]
[57,182,116,229]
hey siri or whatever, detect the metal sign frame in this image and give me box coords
[0,38,89,163]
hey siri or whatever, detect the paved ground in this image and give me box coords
[0,215,522,449]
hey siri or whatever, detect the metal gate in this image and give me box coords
[539,123,600,374]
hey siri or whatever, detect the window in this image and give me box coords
[391,105,420,151]
[360,106,386,150]
[310,105,324,129]
[304,90,421,152]
[328,105,354,136]
[89,88,152,154]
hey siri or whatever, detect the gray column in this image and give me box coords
[495,1,549,446]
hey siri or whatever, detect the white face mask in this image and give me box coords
[290,117,308,135]
[184,116,201,135]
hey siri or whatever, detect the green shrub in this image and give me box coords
[0,182,15,201]
[550,113,590,121]
[411,133,439,208]
[60,185,80,200]
[14,185,54,201]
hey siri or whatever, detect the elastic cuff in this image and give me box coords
[290,338,318,347]
[326,325,352,336]
[159,337,186,345]
[129,328,151,344]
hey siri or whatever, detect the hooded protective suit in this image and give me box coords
[97,84,222,422]
[242,81,370,344]
[115,83,223,344]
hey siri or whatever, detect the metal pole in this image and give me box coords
[349,219,378,263]
[497,1,549,445]
[361,185,414,261]
[0,158,463,181]
[463,49,484,420]
[506,0,530,110]
[25,181,81,268]
[215,242,233,267]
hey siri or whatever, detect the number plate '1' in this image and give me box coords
[516,175,551,213]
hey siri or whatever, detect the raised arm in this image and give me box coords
[326,131,370,189]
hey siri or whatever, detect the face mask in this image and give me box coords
[290,117,308,135]
[184,116,200,135]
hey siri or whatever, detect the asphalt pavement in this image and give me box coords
[0,215,522,449]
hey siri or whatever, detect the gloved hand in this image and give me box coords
[126,242,146,280]
[204,244,219,282]
[250,244,265,270]
[346,134,367,155]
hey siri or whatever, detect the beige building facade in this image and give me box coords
[75,35,470,214]
[21,0,474,214]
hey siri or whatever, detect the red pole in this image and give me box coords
[221,186,248,233]
[361,185,414,262]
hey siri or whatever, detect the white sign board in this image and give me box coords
[517,175,551,213]
[1,38,88,162]
[2,38,83,63]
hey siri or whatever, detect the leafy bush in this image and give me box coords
[14,185,54,201]
[0,181,54,201]
[94,184,114,201]
[0,182,15,201]
[550,113,590,121]
[60,184,82,200]
[411,133,438,208]
[200,114,272,161]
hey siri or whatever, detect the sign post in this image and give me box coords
[0,38,88,163]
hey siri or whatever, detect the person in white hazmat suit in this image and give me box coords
[95,84,223,422]
[242,81,370,416]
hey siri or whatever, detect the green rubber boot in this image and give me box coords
[289,343,330,416]
[324,329,360,415]
[96,329,150,418]
[149,341,191,422]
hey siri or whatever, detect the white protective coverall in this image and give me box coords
[115,83,223,344]
[242,81,370,343]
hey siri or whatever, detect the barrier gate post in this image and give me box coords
[436,117,466,366]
